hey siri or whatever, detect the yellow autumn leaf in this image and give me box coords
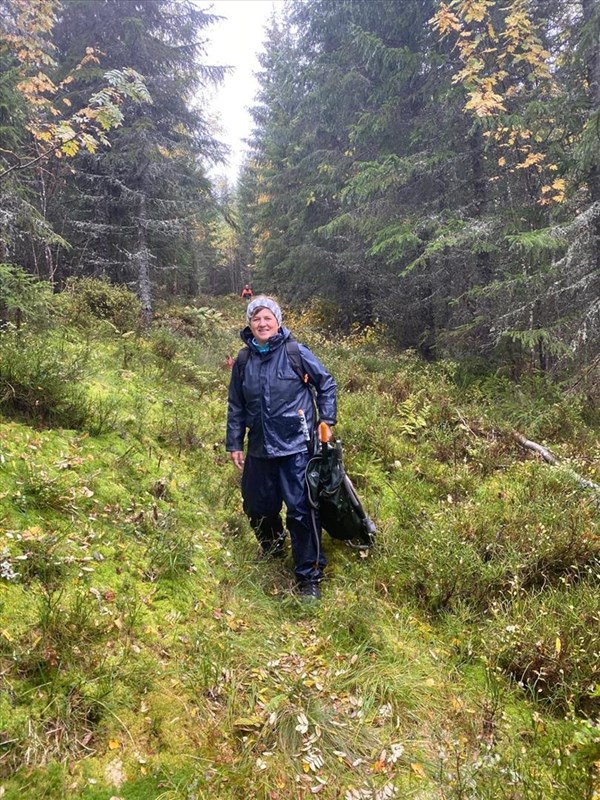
[108,739,121,750]
[451,696,464,711]
[515,151,545,169]
[462,0,493,24]
[411,762,427,779]
[555,637,561,655]
[1,629,13,642]
[464,89,506,116]
[498,157,506,167]
[23,526,43,538]
[60,137,78,154]
[429,5,462,35]
[233,716,262,730]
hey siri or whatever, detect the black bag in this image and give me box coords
[306,438,376,548]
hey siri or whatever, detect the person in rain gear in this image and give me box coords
[226,296,337,601]
[241,284,253,300]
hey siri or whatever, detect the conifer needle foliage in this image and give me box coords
[238,0,600,373]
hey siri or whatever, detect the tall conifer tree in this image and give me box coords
[50,0,226,319]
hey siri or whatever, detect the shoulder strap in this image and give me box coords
[288,338,318,429]
[285,337,311,385]
[236,346,250,382]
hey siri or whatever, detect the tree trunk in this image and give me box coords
[137,193,153,329]
[36,152,57,285]
[469,123,492,333]
[582,0,600,267]
[187,228,199,296]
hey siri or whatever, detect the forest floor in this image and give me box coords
[1,291,599,799]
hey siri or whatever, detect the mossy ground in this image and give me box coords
[1,294,599,799]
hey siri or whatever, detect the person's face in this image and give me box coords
[250,308,279,344]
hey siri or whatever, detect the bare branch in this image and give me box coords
[0,135,78,182]
[513,431,600,498]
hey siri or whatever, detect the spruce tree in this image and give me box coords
[50,0,226,320]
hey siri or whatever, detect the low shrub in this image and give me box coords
[11,465,76,514]
[0,263,53,330]
[379,463,600,614]
[10,588,110,681]
[477,373,588,441]
[0,329,90,428]
[62,277,141,332]
[85,393,121,436]
[149,328,180,360]
[16,533,72,587]
[144,512,195,580]
[154,304,223,339]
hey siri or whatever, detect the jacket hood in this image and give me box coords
[240,325,291,350]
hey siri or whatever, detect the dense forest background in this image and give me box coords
[2,0,600,373]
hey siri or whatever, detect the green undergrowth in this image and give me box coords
[0,289,599,798]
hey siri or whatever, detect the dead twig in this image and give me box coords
[565,353,600,394]
[513,431,600,498]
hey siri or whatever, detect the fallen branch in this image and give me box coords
[513,431,600,498]
[512,432,559,466]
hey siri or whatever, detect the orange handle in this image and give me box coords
[318,422,332,443]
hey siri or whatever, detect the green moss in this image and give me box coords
[0,300,598,798]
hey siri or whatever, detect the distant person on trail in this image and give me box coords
[241,284,253,300]
[226,296,337,602]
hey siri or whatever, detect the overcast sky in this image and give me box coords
[203,0,283,185]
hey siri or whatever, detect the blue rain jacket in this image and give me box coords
[226,326,337,458]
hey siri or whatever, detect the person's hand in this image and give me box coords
[230,451,245,471]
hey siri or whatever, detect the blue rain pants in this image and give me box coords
[242,451,325,583]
